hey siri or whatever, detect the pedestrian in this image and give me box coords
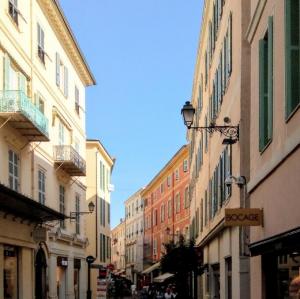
[164,287,172,299]
[170,287,177,298]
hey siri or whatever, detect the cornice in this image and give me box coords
[141,145,188,197]
[37,0,96,86]
[246,0,267,43]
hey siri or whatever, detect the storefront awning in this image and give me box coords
[142,262,160,274]
[0,183,66,222]
[153,272,174,283]
[249,227,300,256]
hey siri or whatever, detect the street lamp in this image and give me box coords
[69,201,95,220]
[86,255,96,299]
[181,101,239,142]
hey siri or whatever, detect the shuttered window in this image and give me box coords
[59,185,65,228]
[56,53,60,86]
[75,194,80,234]
[38,169,46,205]
[37,23,45,64]
[9,150,19,191]
[286,0,300,117]
[259,16,273,151]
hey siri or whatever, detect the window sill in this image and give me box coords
[259,138,272,155]
[286,102,300,123]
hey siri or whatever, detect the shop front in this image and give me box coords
[250,227,300,299]
[0,183,65,299]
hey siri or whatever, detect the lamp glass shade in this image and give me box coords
[88,201,95,213]
[181,101,195,128]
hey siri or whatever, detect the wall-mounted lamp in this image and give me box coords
[181,101,239,143]
[69,201,95,220]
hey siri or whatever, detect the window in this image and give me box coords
[75,86,80,114]
[100,234,106,262]
[9,0,18,25]
[38,169,45,204]
[75,194,80,234]
[259,16,273,151]
[8,150,19,191]
[160,183,164,193]
[153,238,157,256]
[100,198,106,227]
[175,193,181,214]
[167,175,171,187]
[175,169,179,180]
[184,186,189,208]
[225,257,232,299]
[153,210,158,226]
[35,94,45,114]
[55,53,68,97]
[107,202,110,225]
[286,1,300,117]
[168,199,172,218]
[58,121,65,145]
[37,23,45,64]
[160,204,165,222]
[59,185,65,228]
[183,159,188,172]
[4,245,18,299]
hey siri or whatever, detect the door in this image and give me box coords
[35,248,47,299]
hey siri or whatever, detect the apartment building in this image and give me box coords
[111,219,126,275]
[246,1,300,298]
[124,188,144,285]
[86,139,114,297]
[0,0,95,298]
[142,145,190,277]
[187,0,251,298]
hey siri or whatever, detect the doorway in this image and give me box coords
[35,248,47,299]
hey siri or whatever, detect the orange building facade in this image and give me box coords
[142,145,190,269]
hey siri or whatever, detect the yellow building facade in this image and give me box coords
[0,0,95,298]
[86,140,114,298]
[111,220,126,275]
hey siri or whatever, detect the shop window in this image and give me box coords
[225,257,232,299]
[74,259,81,299]
[4,245,18,299]
[212,264,220,299]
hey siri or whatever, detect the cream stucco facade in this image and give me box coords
[86,140,114,299]
[188,0,251,298]
[124,188,144,285]
[246,1,300,298]
[111,220,126,275]
[0,0,95,298]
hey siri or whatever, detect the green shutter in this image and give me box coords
[259,39,267,151]
[285,0,300,117]
[268,16,273,140]
[228,13,232,75]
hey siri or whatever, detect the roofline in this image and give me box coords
[52,0,96,85]
[124,187,145,205]
[141,145,188,196]
[86,139,115,166]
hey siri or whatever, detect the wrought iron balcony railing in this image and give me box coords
[0,90,49,141]
[53,145,86,176]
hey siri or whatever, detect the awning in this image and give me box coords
[153,272,174,283]
[249,227,300,256]
[0,183,66,222]
[142,262,160,274]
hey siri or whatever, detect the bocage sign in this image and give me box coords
[224,208,263,226]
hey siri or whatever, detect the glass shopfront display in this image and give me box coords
[74,259,81,299]
[264,252,300,299]
[4,245,18,299]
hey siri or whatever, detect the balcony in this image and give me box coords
[0,90,49,141]
[53,145,86,176]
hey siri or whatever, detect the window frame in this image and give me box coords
[38,169,46,205]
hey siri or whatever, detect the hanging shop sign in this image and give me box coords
[57,256,68,267]
[224,208,263,226]
[32,226,47,243]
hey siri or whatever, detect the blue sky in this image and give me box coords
[60,0,203,228]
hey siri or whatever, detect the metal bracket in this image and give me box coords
[189,124,239,140]
[0,116,12,130]
[55,162,64,172]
